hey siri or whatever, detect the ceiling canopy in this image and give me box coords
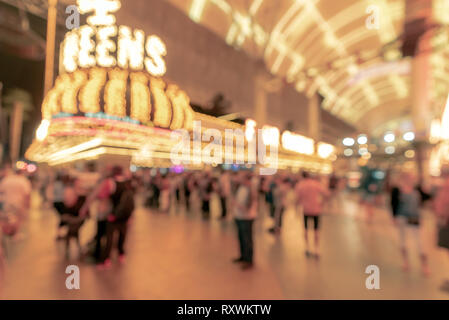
[167,0,449,133]
[3,0,449,135]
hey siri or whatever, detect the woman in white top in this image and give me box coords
[233,172,257,270]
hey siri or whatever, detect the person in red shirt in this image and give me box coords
[295,172,329,258]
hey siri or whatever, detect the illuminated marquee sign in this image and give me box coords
[281,131,314,155]
[41,0,194,131]
[61,0,166,76]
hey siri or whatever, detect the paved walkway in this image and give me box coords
[1,191,449,299]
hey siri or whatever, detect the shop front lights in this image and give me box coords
[384,132,395,143]
[317,142,335,159]
[357,134,368,145]
[343,137,355,146]
[403,132,415,142]
[36,120,50,142]
[385,146,395,154]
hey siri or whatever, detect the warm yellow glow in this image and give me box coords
[62,31,79,73]
[261,125,280,147]
[118,26,145,70]
[362,152,371,160]
[130,72,151,123]
[36,120,50,142]
[281,131,314,155]
[405,150,415,159]
[430,119,442,144]
[60,0,169,77]
[61,70,87,114]
[104,68,128,117]
[42,76,65,119]
[41,68,195,130]
[48,138,103,162]
[16,161,26,170]
[189,0,207,23]
[317,142,335,159]
[79,68,107,113]
[358,158,368,167]
[60,25,169,75]
[433,0,449,25]
[245,119,256,141]
[166,84,189,130]
[77,0,121,26]
[178,90,195,131]
[441,93,449,140]
[145,36,167,77]
[49,146,135,166]
[150,77,172,128]
[97,25,117,67]
[79,25,96,68]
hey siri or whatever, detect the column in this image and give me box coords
[44,0,58,96]
[411,29,433,185]
[308,93,321,143]
[9,101,24,164]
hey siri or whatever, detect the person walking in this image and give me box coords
[268,176,290,234]
[159,174,171,213]
[200,174,214,220]
[233,172,257,270]
[295,172,329,258]
[80,167,116,264]
[99,166,135,269]
[60,185,86,260]
[395,172,429,275]
[0,166,32,240]
[434,168,449,291]
[218,170,231,219]
[53,173,69,240]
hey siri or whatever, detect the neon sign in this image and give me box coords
[61,0,167,77]
[41,0,194,131]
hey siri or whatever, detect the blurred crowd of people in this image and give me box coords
[1,162,449,291]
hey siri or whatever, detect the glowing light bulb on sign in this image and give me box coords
[145,36,167,77]
[262,126,280,147]
[62,31,79,72]
[118,26,145,70]
[79,25,96,68]
[245,119,256,142]
[97,26,117,67]
[36,120,50,141]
